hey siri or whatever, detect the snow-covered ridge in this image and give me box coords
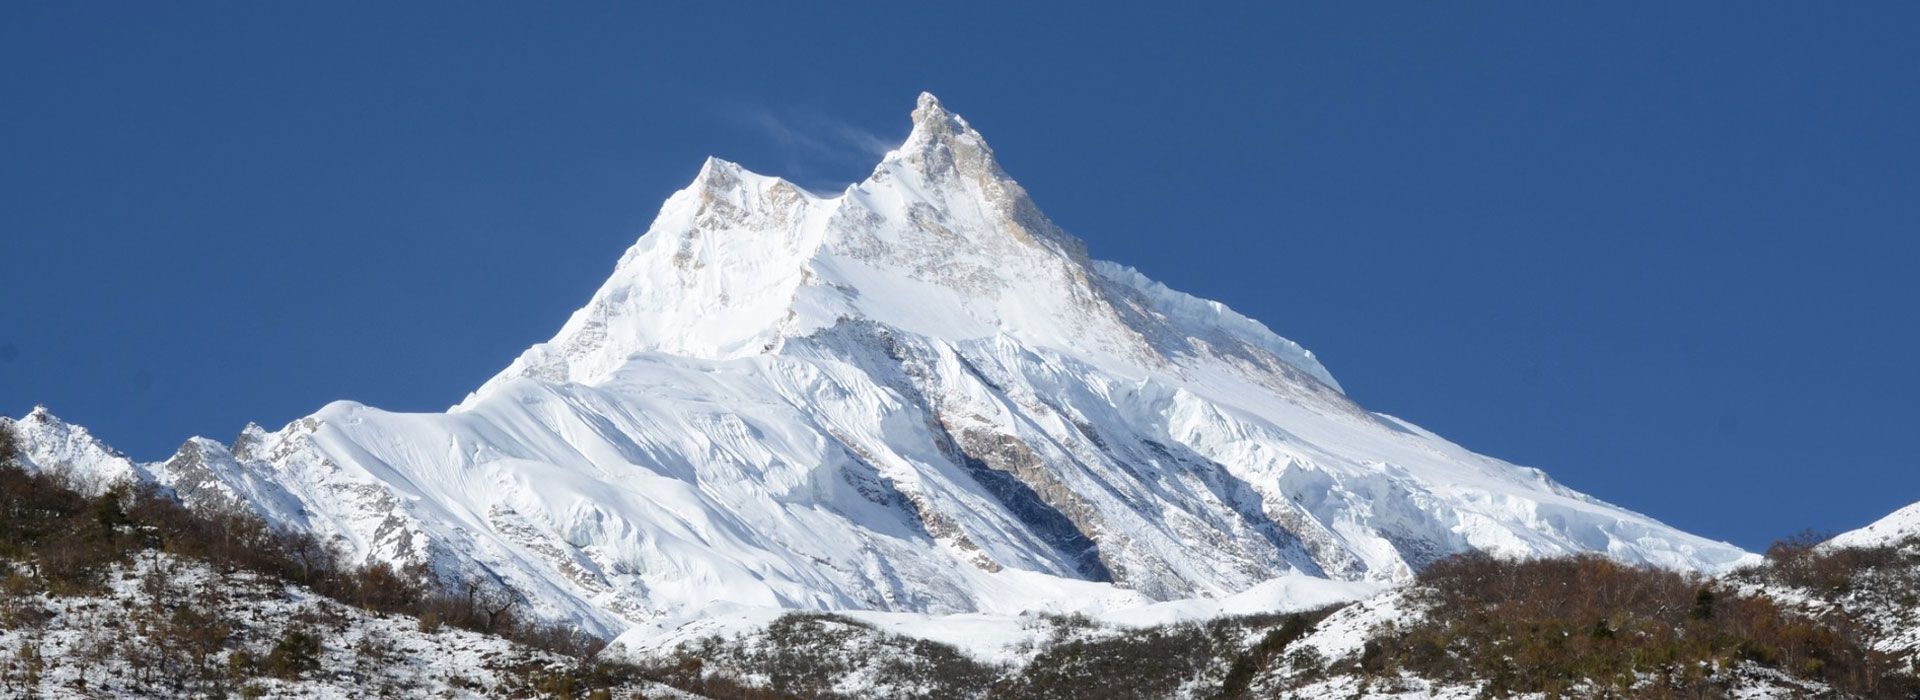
[6,93,1755,639]
[461,92,1341,407]
[1828,501,1920,549]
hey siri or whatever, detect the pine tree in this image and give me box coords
[1693,586,1716,620]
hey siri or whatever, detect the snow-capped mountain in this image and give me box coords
[1829,501,1920,549]
[3,93,1754,637]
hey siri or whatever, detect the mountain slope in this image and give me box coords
[3,93,1753,637]
[1830,501,1920,550]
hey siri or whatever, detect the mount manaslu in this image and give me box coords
[4,94,1754,638]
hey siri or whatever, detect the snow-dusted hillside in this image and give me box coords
[1830,501,1920,550]
[3,93,1753,638]
[0,552,688,699]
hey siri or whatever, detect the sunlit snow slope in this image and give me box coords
[4,94,1754,637]
[1829,502,1920,549]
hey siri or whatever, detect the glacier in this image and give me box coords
[3,93,1755,638]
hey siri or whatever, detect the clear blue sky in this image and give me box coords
[3,3,1915,551]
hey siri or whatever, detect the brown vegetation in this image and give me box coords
[1355,552,1918,698]
[1763,530,1919,603]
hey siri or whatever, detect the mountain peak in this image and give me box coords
[467,93,1325,398]
[887,92,1000,183]
[908,91,965,136]
[696,154,738,177]
[10,93,1758,638]
[691,155,774,193]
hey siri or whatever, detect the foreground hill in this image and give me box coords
[618,550,1920,699]
[1832,503,1920,550]
[0,427,690,698]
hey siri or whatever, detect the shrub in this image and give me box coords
[265,626,322,679]
[1352,552,1918,698]
[1219,610,1329,698]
